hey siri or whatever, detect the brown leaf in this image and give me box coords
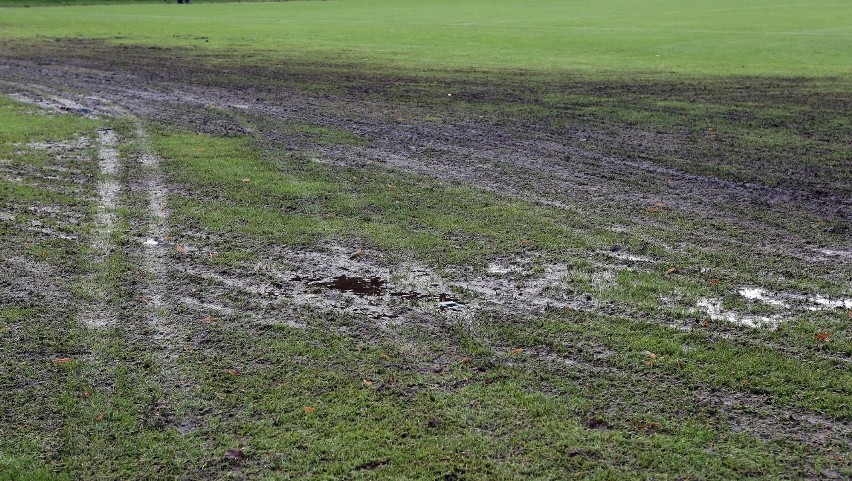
[386,376,396,383]
[227,368,240,376]
[303,406,316,413]
[52,357,72,365]
[208,251,218,261]
[95,412,106,422]
[665,267,678,276]
[709,278,721,286]
[654,202,668,208]
[647,207,659,213]
[520,239,531,246]
[23,242,34,249]
[395,116,406,124]
[510,348,523,354]
[634,421,661,432]
[224,448,245,460]
[362,379,374,386]
[82,390,92,398]
[202,316,217,323]
[460,357,469,364]
[349,248,363,260]
[175,243,188,254]
[815,332,832,343]
[701,319,709,328]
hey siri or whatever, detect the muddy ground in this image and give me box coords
[1,40,850,479]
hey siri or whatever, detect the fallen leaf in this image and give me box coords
[227,368,240,376]
[175,243,188,254]
[208,251,218,261]
[665,267,678,276]
[224,448,245,460]
[362,379,374,386]
[386,376,396,383]
[82,390,92,398]
[815,332,832,343]
[23,242,34,249]
[303,406,316,413]
[654,202,668,208]
[647,207,659,213]
[634,421,661,431]
[202,316,217,323]
[510,348,523,354]
[95,412,106,422]
[138,296,150,305]
[52,357,72,365]
[701,319,709,328]
[241,178,251,183]
[395,116,406,124]
[709,278,721,286]
[349,248,363,260]
[520,239,531,246]
[460,357,469,364]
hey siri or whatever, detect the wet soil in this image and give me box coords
[1,39,850,477]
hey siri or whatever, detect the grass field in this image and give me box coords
[0,1,850,480]
[1,0,851,76]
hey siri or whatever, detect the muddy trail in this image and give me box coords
[1,40,851,478]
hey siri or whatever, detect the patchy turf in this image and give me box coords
[0,12,850,481]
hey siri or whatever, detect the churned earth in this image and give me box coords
[0,39,850,479]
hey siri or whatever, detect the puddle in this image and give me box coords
[817,248,852,258]
[738,287,789,308]
[696,287,852,329]
[738,286,851,311]
[809,295,852,310]
[607,251,656,263]
[696,298,781,329]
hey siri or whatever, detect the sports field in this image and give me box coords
[2,0,851,75]
[0,1,850,479]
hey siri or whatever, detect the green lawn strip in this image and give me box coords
[167,310,802,479]
[1,0,850,77]
[0,303,206,480]
[0,96,99,146]
[154,130,594,265]
[488,312,852,422]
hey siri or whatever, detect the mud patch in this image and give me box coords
[304,275,387,296]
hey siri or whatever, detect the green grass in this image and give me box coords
[0,0,850,76]
[1,1,850,478]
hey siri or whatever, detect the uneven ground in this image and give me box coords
[1,38,851,479]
